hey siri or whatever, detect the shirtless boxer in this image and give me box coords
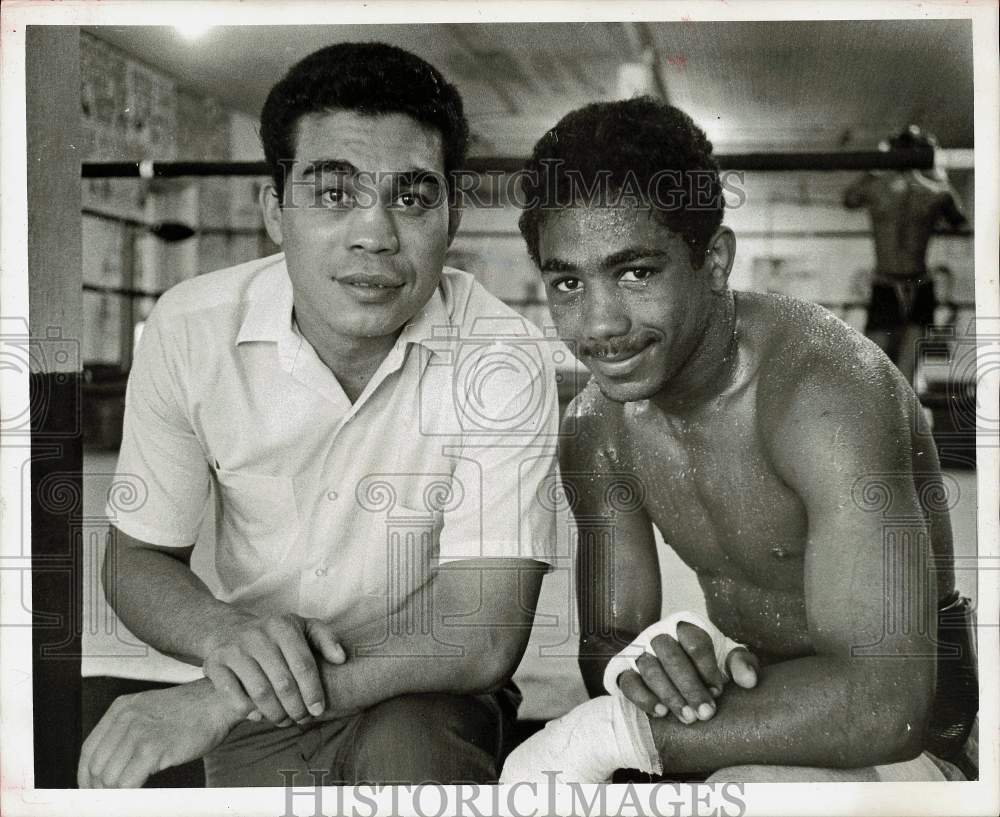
[501,98,977,783]
[844,125,968,384]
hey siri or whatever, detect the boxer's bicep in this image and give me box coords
[800,471,915,657]
[768,371,935,717]
[792,446,936,732]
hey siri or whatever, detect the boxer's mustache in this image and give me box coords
[579,331,658,359]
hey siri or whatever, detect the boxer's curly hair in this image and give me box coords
[260,42,469,201]
[518,97,724,268]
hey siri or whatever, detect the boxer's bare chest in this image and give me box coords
[620,389,813,657]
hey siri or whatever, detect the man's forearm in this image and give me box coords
[649,655,932,773]
[106,537,250,664]
[162,610,517,738]
[160,561,536,732]
[314,612,513,716]
[312,561,542,716]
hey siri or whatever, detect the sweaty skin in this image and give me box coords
[572,294,955,665]
[543,205,955,774]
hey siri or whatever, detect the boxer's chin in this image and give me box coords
[592,374,662,404]
[584,342,666,403]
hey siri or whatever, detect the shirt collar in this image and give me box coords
[235,255,455,357]
[396,277,453,355]
[235,256,295,346]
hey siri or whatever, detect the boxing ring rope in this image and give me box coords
[80,147,973,179]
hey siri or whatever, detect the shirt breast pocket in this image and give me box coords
[215,469,300,569]
[363,503,443,598]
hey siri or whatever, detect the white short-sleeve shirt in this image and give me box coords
[109,253,559,630]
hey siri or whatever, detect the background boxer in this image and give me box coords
[844,125,968,384]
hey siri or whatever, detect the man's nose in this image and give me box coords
[347,205,400,254]
[584,290,631,339]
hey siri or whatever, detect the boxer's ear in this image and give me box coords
[703,227,735,293]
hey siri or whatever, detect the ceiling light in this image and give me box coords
[175,23,213,42]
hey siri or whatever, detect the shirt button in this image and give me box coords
[314,568,327,577]
[327,490,338,501]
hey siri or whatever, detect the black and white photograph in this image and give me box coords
[1,2,997,815]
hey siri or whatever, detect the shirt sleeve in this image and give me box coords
[106,303,211,547]
[437,339,559,567]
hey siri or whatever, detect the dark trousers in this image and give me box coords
[204,689,518,787]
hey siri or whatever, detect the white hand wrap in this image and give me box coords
[602,610,745,697]
[499,694,661,784]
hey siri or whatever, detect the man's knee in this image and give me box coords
[348,692,503,784]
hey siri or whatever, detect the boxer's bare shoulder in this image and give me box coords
[560,378,631,474]
[749,292,917,443]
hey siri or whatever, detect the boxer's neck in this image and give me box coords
[650,289,739,415]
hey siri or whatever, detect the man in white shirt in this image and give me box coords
[78,42,558,788]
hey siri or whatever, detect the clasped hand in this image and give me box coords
[78,680,239,788]
[201,611,346,726]
[78,612,347,788]
[611,616,760,724]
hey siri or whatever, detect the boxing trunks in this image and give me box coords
[865,274,936,332]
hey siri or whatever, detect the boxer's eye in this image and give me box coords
[619,267,656,284]
[552,277,582,294]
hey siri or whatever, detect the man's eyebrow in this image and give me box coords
[540,258,577,274]
[299,161,441,187]
[602,247,669,269]
[300,159,358,179]
[540,247,669,274]
[392,169,442,187]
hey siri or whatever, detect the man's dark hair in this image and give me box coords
[518,96,724,268]
[260,42,469,200]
